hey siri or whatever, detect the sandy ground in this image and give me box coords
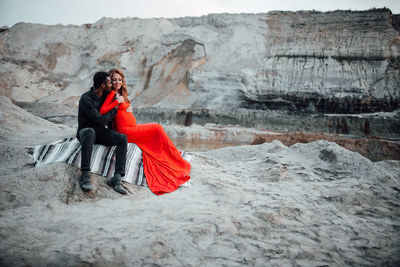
[1,96,400,266]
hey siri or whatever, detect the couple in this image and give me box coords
[77,69,191,195]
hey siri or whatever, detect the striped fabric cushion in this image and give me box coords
[33,137,147,185]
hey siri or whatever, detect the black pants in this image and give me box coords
[78,128,127,176]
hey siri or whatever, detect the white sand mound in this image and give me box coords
[1,136,399,265]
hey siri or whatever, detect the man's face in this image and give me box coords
[103,76,112,92]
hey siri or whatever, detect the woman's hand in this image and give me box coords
[116,93,125,103]
[127,105,133,113]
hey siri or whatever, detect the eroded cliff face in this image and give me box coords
[0,8,399,137]
[243,10,400,113]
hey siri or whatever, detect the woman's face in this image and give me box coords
[111,73,123,91]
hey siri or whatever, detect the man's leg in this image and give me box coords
[78,128,95,192]
[96,130,128,194]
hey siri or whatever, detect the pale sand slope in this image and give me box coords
[0,96,399,266]
[1,143,399,266]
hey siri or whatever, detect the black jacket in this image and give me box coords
[76,87,117,138]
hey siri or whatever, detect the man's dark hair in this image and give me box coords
[93,72,109,88]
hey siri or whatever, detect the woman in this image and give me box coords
[100,68,191,195]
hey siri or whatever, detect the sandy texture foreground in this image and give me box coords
[1,142,399,266]
[0,96,400,266]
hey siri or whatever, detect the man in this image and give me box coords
[77,71,127,194]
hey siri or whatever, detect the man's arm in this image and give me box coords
[80,97,117,127]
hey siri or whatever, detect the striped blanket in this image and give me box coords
[33,137,191,186]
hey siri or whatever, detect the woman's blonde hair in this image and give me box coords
[108,68,130,104]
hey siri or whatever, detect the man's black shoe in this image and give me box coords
[79,171,93,192]
[107,173,127,194]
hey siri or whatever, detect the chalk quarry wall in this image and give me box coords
[0,8,399,136]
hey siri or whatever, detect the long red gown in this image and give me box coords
[100,90,191,195]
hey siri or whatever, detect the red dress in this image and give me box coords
[100,90,191,195]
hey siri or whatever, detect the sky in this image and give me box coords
[1,0,399,27]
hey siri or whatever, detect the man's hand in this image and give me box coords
[116,93,125,103]
[127,105,133,113]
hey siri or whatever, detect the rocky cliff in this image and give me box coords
[0,8,399,138]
